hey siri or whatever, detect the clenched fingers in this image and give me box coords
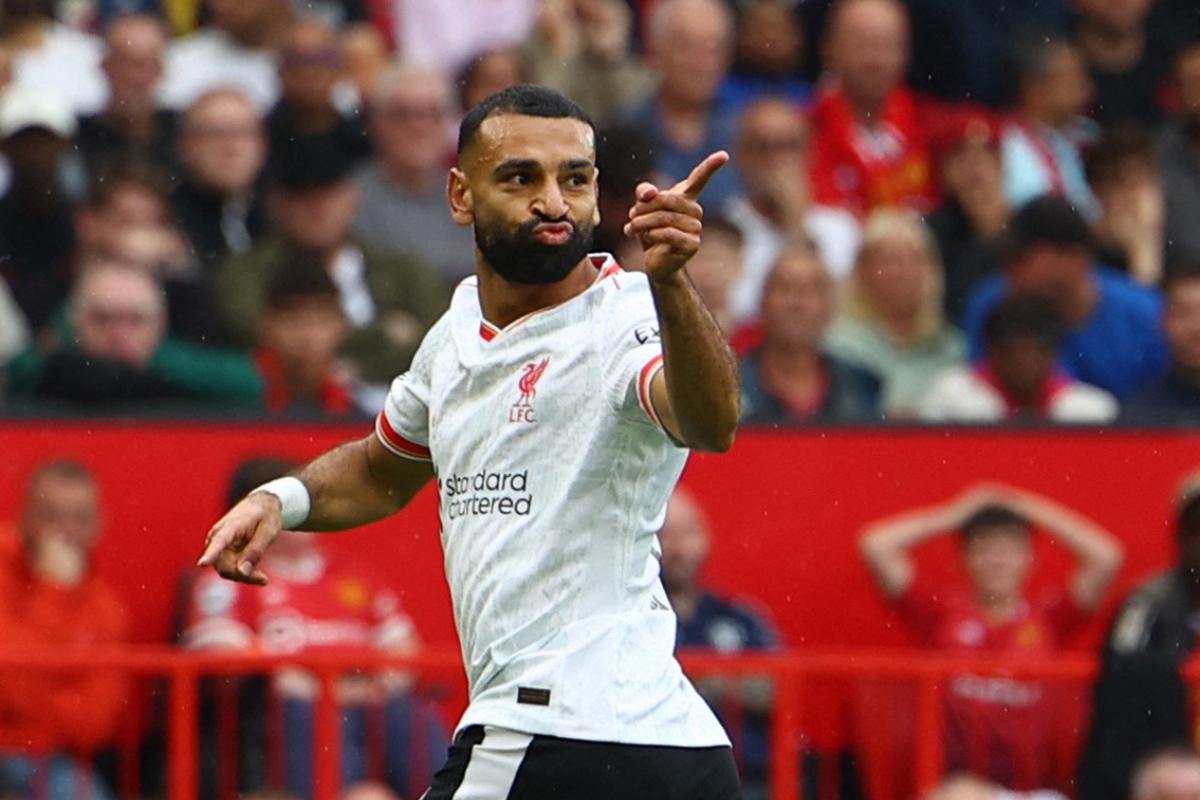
[624,211,702,238]
[627,188,703,221]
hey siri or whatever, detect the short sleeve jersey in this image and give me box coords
[895,574,1088,789]
[180,551,416,655]
[375,254,728,747]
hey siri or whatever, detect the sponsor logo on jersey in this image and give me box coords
[439,469,533,519]
[511,357,549,423]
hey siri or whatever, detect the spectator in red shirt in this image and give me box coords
[808,0,938,217]
[255,257,359,418]
[0,460,130,800]
[859,483,1123,790]
[179,457,446,800]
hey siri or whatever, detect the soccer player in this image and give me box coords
[198,85,742,799]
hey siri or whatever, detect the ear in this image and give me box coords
[447,167,474,226]
[592,171,601,227]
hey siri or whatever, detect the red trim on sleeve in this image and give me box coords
[638,354,665,428]
[375,412,432,461]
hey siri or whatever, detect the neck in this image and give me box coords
[846,92,885,125]
[102,104,156,140]
[1077,20,1144,72]
[282,104,340,135]
[760,340,822,379]
[284,367,326,402]
[380,160,444,194]
[476,255,599,328]
[976,591,1021,621]
[1059,277,1098,325]
[748,193,786,226]
[879,305,919,344]
[1022,103,1065,132]
[228,13,290,50]
[657,93,710,149]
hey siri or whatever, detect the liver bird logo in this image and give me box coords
[516,358,550,407]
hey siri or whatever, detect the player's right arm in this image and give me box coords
[198,435,433,585]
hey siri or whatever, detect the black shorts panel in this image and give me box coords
[507,735,742,800]
[421,724,741,800]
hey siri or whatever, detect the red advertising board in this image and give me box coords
[0,422,1191,652]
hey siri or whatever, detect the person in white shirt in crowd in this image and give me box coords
[724,96,861,326]
[525,0,655,125]
[0,0,104,115]
[352,63,476,284]
[161,0,294,111]
[1000,29,1099,219]
[826,209,966,417]
[390,0,537,76]
[920,294,1117,424]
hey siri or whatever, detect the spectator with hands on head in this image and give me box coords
[860,482,1123,790]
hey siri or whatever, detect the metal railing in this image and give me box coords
[0,648,1157,800]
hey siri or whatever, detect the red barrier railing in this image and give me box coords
[0,648,1184,800]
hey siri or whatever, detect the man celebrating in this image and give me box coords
[198,85,742,799]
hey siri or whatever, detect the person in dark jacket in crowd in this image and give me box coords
[1077,473,1200,800]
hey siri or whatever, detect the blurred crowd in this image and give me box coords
[0,0,1196,423]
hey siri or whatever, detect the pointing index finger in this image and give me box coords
[673,150,730,201]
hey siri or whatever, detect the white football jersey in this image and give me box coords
[376,254,729,747]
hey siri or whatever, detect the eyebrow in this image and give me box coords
[494,159,540,174]
[492,158,595,174]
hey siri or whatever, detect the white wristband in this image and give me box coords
[250,477,311,529]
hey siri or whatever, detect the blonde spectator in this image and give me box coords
[826,209,966,417]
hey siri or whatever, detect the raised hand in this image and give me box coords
[623,151,729,280]
[196,493,284,585]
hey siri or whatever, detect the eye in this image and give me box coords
[566,173,589,187]
[506,173,530,186]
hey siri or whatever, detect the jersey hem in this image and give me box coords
[454,704,731,749]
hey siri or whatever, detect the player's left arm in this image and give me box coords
[985,483,1125,611]
[624,151,740,452]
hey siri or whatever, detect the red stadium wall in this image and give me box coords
[0,422,1191,651]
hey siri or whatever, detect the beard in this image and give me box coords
[475,214,595,285]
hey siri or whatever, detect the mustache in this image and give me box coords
[520,214,577,235]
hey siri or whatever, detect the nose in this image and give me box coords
[533,178,567,220]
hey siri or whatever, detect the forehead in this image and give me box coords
[80,269,157,305]
[30,473,96,503]
[189,95,257,126]
[469,114,595,170]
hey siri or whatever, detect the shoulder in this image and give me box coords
[826,351,882,389]
[1053,383,1118,422]
[963,276,1005,325]
[1096,267,1163,315]
[47,24,101,56]
[926,365,984,396]
[83,577,131,638]
[167,28,223,58]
